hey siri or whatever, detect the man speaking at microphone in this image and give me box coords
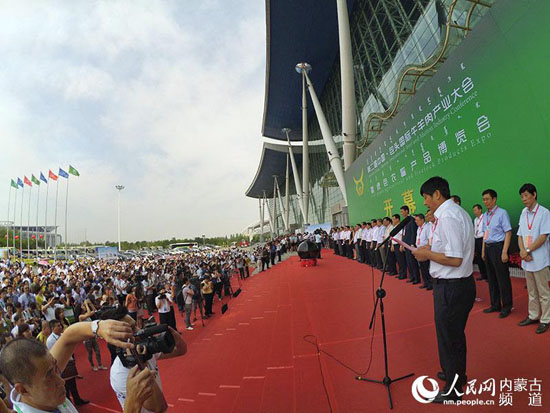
[413,177,475,404]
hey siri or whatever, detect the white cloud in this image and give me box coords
[0,0,266,242]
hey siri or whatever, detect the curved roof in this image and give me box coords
[262,0,356,141]
[245,142,303,199]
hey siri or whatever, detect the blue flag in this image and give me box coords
[40,172,48,184]
[17,177,23,187]
[58,168,69,179]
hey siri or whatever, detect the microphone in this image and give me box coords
[376,215,412,250]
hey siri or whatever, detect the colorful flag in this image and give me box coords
[17,178,23,187]
[59,168,69,179]
[10,179,18,189]
[31,235,36,239]
[31,175,40,185]
[24,176,32,187]
[68,165,80,176]
[40,172,48,184]
[49,170,58,181]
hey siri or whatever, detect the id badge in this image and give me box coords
[525,235,533,248]
[483,230,489,241]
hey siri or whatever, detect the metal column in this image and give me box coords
[304,71,348,204]
[336,0,357,169]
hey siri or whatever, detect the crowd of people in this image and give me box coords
[0,246,262,411]
[329,184,549,334]
[330,179,550,402]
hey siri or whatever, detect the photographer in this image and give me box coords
[0,319,133,412]
[155,289,176,331]
[101,307,187,413]
[182,278,194,331]
[78,299,107,371]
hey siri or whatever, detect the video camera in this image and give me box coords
[117,323,175,369]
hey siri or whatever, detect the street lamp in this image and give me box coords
[115,185,125,251]
[202,234,205,246]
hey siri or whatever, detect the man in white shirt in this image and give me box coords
[472,204,488,281]
[391,215,407,279]
[0,319,137,413]
[413,177,475,403]
[414,213,433,290]
[516,183,550,334]
[364,222,373,266]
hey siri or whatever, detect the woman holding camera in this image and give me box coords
[155,288,177,331]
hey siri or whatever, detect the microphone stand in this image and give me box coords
[356,239,414,409]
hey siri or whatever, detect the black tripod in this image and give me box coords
[356,243,414,409]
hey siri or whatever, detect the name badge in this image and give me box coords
[483,230,489,241]
[525,235,533,248]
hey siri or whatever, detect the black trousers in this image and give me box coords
[434,276,476,390]
[386,247,397,274]
[65,378,84,403]
[261,258,269,271]
[364,243,372,265]
[474,238,488,279]
[419,260,432,287]
[333,241,339,255]
[146,294,156,316]
[159,307,177,330]
[316,243,322,258]
[395,248,407,277]
[204,293,214,315]
[405,250,420,282]
[484,242,513,311]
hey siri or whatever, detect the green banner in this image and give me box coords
[346,0,550,225]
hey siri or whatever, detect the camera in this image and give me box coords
[95,306,117,320]
[116,323,175,368]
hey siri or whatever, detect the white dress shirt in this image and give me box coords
[473,216,484,239]
[517,203,550,272]
[430,199,474,279]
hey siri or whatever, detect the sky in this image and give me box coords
[0,0,266,243]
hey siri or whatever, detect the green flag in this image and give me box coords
[10,179,18,189]
[31,174,40,185]
[69,165,80,176]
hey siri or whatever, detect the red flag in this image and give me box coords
[39,234,44,239]
[24,176,32,187]
[15,235,19,240]
[49,170,58,181]
[31,235,36,239]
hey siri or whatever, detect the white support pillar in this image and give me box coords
[336,0,357,170]
[304,71,348,204]
[272,176,279,237]
[264,192,274,238]
[283,128,306,222]
[275,178,288,232]
[285,154,290,231]
[259,197,264,242]
[301,71,310,225]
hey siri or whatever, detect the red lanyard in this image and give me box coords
[475,217,482,233]
[485,206,499,227]
[417,224,424,243]
[526,204,540,231]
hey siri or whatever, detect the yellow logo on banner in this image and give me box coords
[353,169,364,196]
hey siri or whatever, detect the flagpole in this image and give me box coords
[27,183,32,255]
[19,185,24,255]
[54,179,59,259]
[6,185,11,250]
[64,176,69,260]
[44,179,49,253]
[35,181,40,259]
[6,184,11,252]
[13,184,17,256]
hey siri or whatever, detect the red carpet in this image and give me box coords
[76,253,549,412]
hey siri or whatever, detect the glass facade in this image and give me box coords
[264,0,494,233]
